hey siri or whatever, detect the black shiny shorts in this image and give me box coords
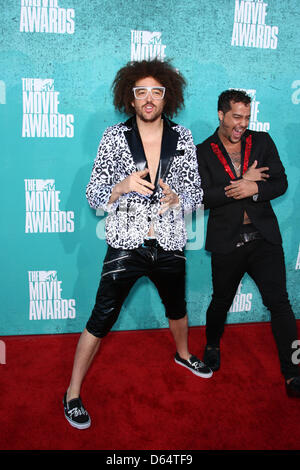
[86,243,187,338]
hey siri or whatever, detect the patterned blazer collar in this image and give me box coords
[123,115,180,190]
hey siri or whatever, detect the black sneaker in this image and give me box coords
[63,393,91,429]
[174,352,213,378]
[203,345,220,371]
[286,377,300,398]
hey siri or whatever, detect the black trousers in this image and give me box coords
[86,243,187,338]
[206,239,299,380]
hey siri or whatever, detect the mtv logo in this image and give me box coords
[142,31,162,45]
[230,87,256,101]
[38,271,57,282]
[34,79,54,92]
[35,179,55,191]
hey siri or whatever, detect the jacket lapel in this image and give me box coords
[160,117,180,183]
[215,130,239,179]
[123,116,147,172]
[213,128,250,179]
[123,115,180,190]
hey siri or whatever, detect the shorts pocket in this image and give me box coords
[103,255,130,265]
[101,252,130,278]
[173,253,186,261]
[101,268,126,278]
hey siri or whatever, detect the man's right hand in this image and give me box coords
[109,169,155,203]
[242,160,269,181]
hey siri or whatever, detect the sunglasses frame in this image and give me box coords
[132,86,166,100]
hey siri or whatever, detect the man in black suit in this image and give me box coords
[196,89,300,397]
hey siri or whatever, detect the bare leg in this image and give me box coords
[168,314,190,360]
[66,328,101,401]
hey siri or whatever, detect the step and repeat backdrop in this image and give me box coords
[1,0,299,336]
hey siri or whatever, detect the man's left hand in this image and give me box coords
[159,179,180,214]
[224,179,258,199]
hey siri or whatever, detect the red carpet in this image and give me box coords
[1,321,300,451]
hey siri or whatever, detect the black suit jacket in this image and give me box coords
[196,128,288,254]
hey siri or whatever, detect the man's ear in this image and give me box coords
[218,110,224,122]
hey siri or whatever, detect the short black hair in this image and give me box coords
[218,89,251,113]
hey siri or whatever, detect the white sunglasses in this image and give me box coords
[132,86,166,100]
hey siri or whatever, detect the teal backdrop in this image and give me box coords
[1,0,299,336]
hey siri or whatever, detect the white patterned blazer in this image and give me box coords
[86,115,203,251]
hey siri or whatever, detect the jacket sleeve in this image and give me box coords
[196,143,236,210]
[254,133,288,202]
[177,130,203,213]
[86,127,118,212]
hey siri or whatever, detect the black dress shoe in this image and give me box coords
[286,376,300,398]
[203,345,220,371]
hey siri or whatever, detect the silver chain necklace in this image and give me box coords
[228,152,241,171]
